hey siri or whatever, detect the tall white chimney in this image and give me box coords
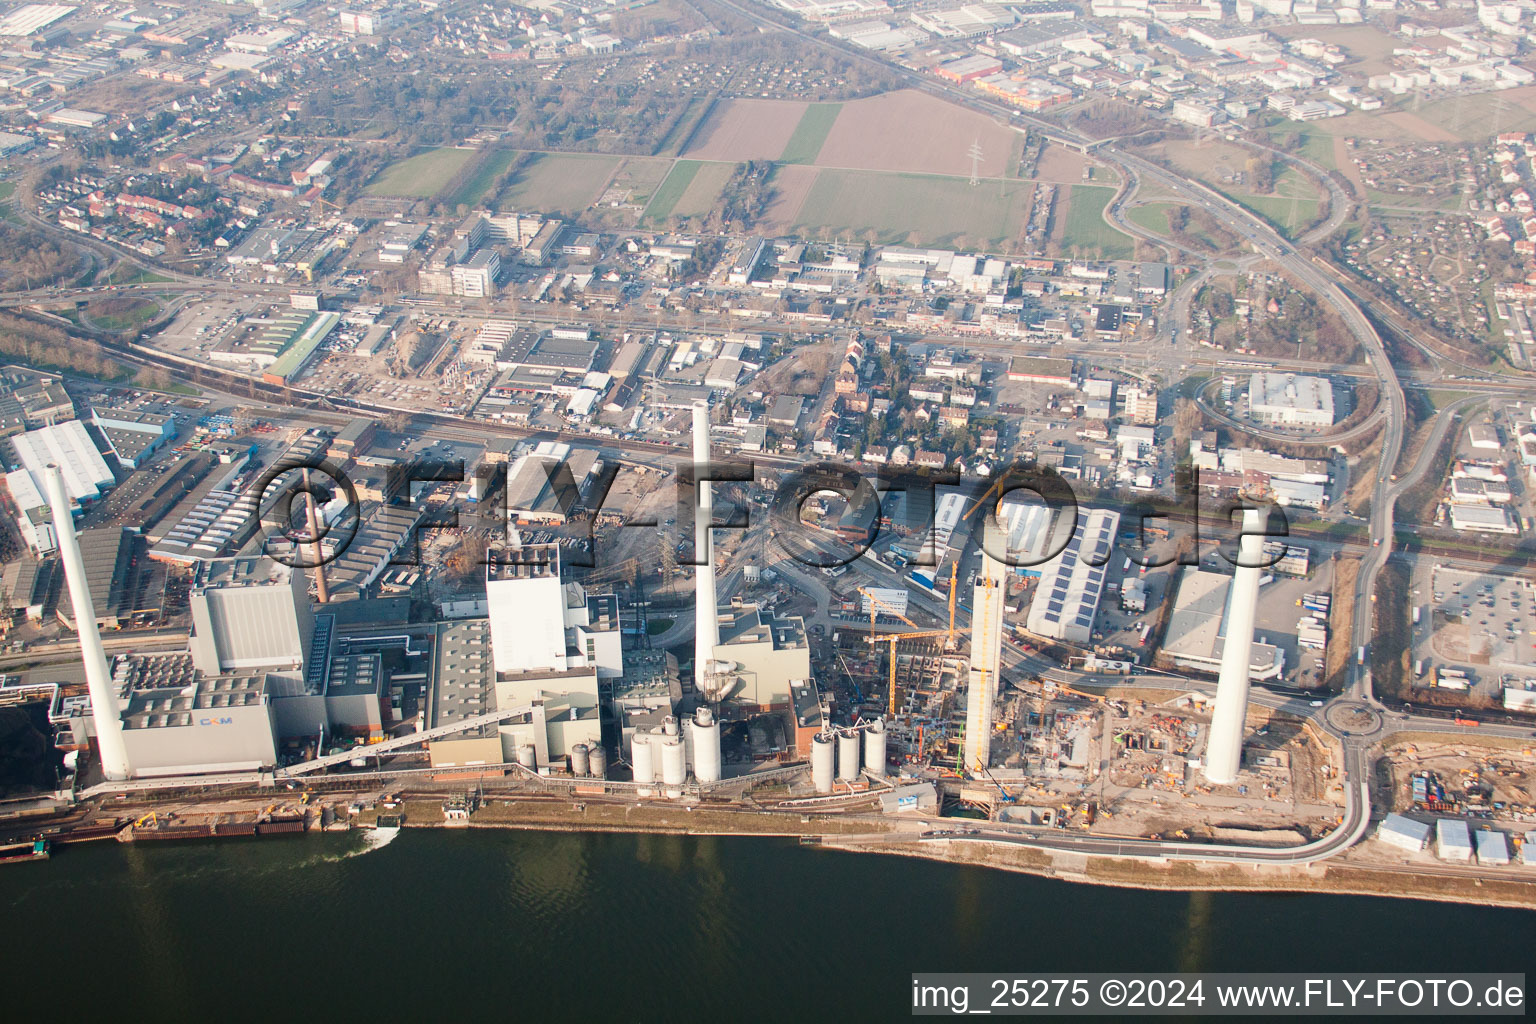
[1204,507,1264,786]
[691,401,720,696]
[44,464,132,781]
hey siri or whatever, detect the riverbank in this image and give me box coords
[821,837,1536,911]
[370,794,1536,911]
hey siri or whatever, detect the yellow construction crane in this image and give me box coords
[962,476,1009,522]
[859,586,957,718]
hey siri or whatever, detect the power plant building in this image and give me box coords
[188,559,313,677]
[478,543,620,765]
[116,655,279,776]
[712,600,811,709]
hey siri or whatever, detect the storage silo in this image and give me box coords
[570,743,590,777]
[589,745,608,780]
[659,736,687,786]
[632,734,655,783]
[516,743,537,770]
[811,733,835,794]
[693,707,722,784]
[837,730,861,782]
[864,718,887,777]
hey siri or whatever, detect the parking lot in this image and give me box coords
[1414,565,1536,699]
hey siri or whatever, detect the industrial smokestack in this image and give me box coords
[691,401,719,697]
[964,546,1005,777]
[1204,507,1265,786]
[44,464,132,781]
[302,467,329,604]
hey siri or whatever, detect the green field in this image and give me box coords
[88,297,163,332]
[1127,202,1176,235]
[779,103,842,164]
[104,264,172,286]
[1058,184,1135,259]
[497,153,621,214]
[443,150,517,209]
[790,169,1037,249]
[1295,132,1336,170]
[645,160,703,221]
[1127,201,1234,251]
[365,148,477,197]
[1232,194,1323,236]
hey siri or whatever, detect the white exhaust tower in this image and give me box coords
[691,401,721,697]
[1204,507,1265,786]
[965,536,1007,777]
[44,464,132,781]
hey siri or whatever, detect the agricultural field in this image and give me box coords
[644,160,737,225]
[1407,88,1536,142]
[776,169,1037,250]
[779,103,842,164]
[667,162,736,220]
[812,90,1018,177]
[496,153,622,214]
[602,158,674,209]
[366,148,477,198]
[441,150,518,209]
[684,98,808,161]
[1034,145,1098,184]
[644,160,703,221]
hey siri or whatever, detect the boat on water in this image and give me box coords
[0,838,50,864]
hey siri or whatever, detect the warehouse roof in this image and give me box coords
[9,419,114,505]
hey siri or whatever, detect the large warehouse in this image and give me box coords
[504,441,602,525]
[1024,508,1120,643]
[1248,373,1335,427]
[10,419,115,507]
[1160,566,1285,680]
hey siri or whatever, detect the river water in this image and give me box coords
[1,830,1527,1020]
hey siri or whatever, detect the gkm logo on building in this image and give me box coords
[255,454,1293,590]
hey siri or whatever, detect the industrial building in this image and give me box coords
[1377,813,1431,852]
[712,600,811,709]
[1448,503,1518,535]
[1160,566,1285,681]
[427,617,503,768]
[1437,818,1473,862]
[6,467,57,555]
[891,491,968,566]
[188,558,313,677]
[1247,373,1335,427]
[503,441,602,524]
[9,419,114,508]
[89,402,177,469]
[118,658,279,777]
[1024,508,1119,643]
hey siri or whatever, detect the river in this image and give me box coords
[1,830,1527,1020]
